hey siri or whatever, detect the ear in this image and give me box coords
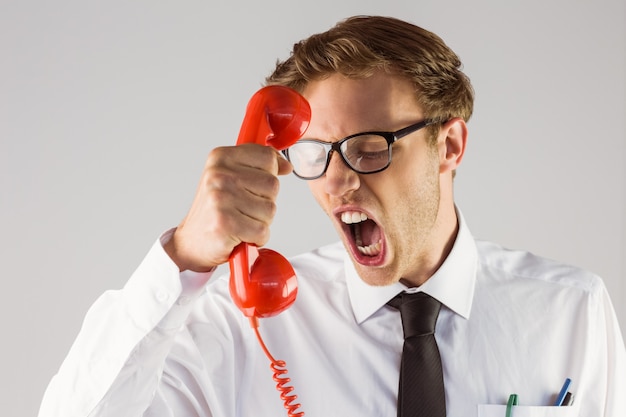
[438,117,467,174]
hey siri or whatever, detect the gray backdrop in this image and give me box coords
[1,1,624,415]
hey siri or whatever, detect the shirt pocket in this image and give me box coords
[477,404,576,417]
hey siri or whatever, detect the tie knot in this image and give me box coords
[388,292,441,339]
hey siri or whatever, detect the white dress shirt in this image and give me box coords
[39,212,626,417]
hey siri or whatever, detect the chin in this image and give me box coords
[353,263,399,287]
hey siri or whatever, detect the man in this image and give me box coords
[39,15,625,417]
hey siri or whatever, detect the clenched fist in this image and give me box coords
[164,144,292,272]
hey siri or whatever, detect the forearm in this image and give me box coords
[38,233,214,417]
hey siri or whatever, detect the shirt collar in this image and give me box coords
[346,208,477,324]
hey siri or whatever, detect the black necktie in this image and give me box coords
[387,292,446,417]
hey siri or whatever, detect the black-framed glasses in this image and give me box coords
[283,119,437,180]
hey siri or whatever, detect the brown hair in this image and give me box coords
[266,15,474,127]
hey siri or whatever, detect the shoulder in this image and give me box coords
[474,239,603,296]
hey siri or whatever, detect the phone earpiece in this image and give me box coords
[236,85,311,150]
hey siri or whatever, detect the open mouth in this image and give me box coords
[340,210,384,260]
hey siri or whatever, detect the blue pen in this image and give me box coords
[554,378,572,406]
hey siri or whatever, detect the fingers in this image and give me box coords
[209,151,280,201]
[203,165,277,242]
[210,144,291,176]
[165,144,293,272]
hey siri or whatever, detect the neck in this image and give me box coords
[400,202,459,288]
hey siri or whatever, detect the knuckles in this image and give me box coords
[206,144,278,171]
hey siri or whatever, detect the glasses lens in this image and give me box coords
[287,141,329,179]
[341,135,390,173]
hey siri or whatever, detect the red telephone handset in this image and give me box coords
[228,86,310,417]
[228,85,311,318]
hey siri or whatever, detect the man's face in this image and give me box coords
[301,72,445,287]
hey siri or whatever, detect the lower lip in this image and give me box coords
[345,231,386,267]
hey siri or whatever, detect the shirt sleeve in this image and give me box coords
[601,283,626,417]
[37,229,215,417]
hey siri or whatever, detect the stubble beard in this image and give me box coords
[351,158,441,287]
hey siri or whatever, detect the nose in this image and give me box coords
[322,150,360,197]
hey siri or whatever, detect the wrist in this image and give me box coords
[161,228,218,273]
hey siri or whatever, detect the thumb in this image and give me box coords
[277,153,294,176]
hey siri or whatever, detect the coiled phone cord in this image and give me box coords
[249,317,305,417]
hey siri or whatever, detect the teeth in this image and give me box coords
[340,210,382,257]
[341,211,368,224]
[357,240,382,256]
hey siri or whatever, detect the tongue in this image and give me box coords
[358,219,381,246]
